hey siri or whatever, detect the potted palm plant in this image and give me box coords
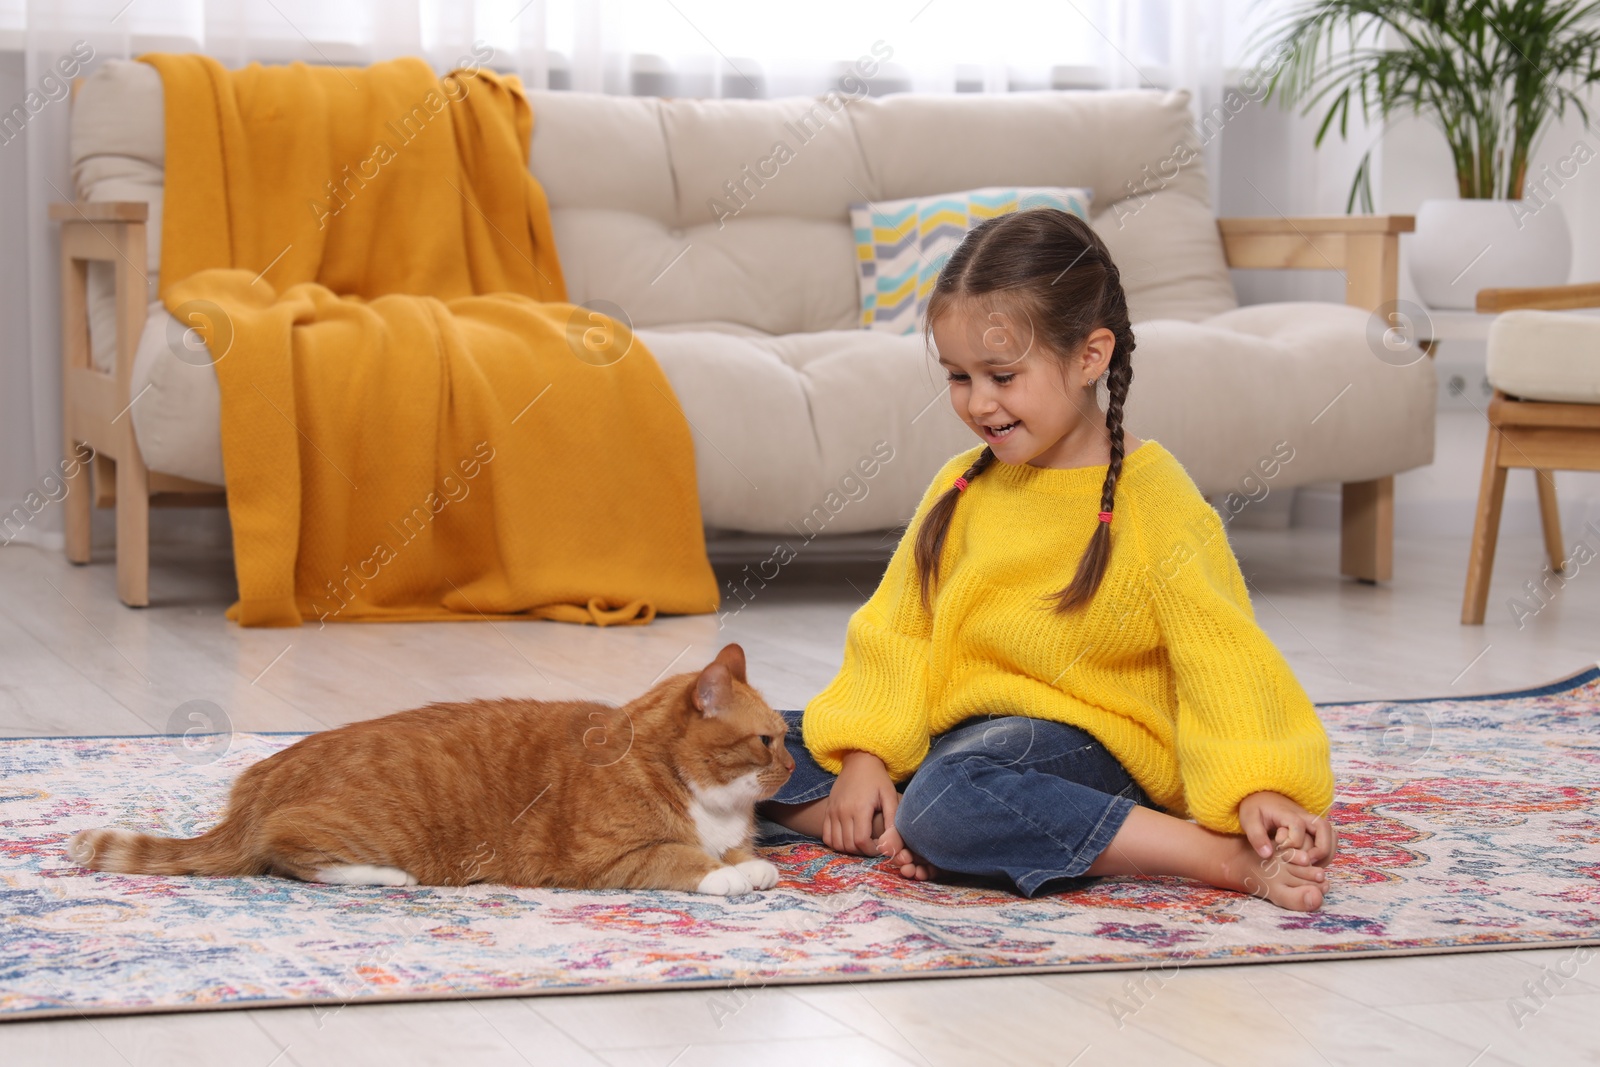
[1254,1,1600,309]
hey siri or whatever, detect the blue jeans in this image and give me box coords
[760,709,1160,897]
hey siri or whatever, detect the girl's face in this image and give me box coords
[931,302,1115,469]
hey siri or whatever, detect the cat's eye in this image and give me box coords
[758,735,773,746]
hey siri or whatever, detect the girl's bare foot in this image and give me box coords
[884,847,937,881]
[1214,832,1327,911]
[1086,805,1331,912]
[877,827,938,881]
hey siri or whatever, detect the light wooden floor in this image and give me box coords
[1,517,1598,1066]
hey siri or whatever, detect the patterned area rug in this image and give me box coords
[3,668,1599,1019]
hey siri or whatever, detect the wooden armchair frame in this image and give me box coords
[1216,214,1419,583]
[52,200,225,607]
[1461,281,1600,625]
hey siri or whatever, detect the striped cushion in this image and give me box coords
[850,187,1093,335]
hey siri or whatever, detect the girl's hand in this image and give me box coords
[1238,791,1338,867]
[822,751,899,856]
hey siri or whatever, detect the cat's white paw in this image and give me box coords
[315,864,418,887]
[696,865,755,896]
[734,859,779,890]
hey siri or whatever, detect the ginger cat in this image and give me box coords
[69,644,795,896]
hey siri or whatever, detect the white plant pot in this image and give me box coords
[1409,198,1572,311]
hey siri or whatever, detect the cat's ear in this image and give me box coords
[692,645,746,718]
[693,662,733,718]
[713,643,747,683]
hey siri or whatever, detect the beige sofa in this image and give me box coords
[59,60,1434,606]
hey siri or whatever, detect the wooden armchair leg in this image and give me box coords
[64,439,92,565]
[1462,429,1508,625]
[114,455,150,608]
[1340,476,1394,583]
[1534,469,1565,574]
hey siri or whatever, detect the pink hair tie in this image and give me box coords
[953,476,970,492]
[1098,511,1113,524]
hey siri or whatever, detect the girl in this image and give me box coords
[760,208,1339,912]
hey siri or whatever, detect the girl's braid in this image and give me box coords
[913,446,995,612]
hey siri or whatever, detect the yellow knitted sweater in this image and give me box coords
[802,440,1335,835]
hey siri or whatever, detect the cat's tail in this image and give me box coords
[67,820,257,877]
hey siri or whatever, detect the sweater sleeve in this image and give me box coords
[801,451,974,780]
[1141,502,1336,835]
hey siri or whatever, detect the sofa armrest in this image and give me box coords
[52,202,149,400]
[1476,282,1600,313]
[53,199,160,600]
[1217,214,1415,314]
[1219,214,1420,586]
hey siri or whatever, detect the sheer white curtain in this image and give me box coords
[0,0,1249,547]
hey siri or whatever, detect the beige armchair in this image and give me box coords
[1461,281,1600,624]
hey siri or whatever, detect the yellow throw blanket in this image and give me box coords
[141,54,719,627]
